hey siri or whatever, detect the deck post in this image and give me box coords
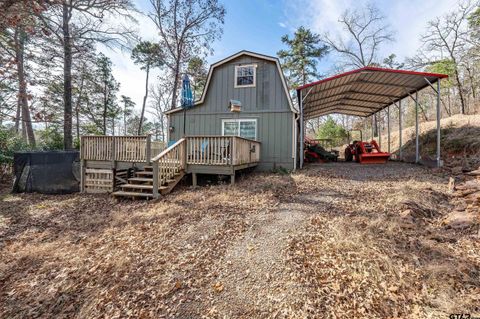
[299,90,304,169]
[398,99,402,161]
[152,160,159,198]
[415,91,420,163]
[436,79,441,167]
[387,105,391,153]
[111,136,116,190]
[80,136,85,192]
[146,134,152,165]
[181,139,187,170]
[230,173,235,185]
[192,173,197,187]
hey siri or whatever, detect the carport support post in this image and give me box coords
[436,79,441,167]
[378,113,381,147]
[387,106,391,153]
[371,116,374,140]
[415,91,419,163]
[299,90,304,169]
[398,99,402,161]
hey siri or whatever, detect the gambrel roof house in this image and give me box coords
[166,50,299,171]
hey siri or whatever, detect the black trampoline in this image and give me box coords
[13,151,80,194]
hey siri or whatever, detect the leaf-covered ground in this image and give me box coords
[1,162,479,318]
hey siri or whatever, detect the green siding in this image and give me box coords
[168,54,296,171]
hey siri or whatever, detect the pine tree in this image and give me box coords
[131,41,163,135]
[277,26,329,88]
[186,56,208,100]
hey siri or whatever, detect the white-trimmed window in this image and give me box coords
[222,119,257,140]
[235,64,256,88]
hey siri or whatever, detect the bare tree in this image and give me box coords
[419,0,477,114]
[148,79,171,142]
[148,0,226,110]
[322,4,394,68]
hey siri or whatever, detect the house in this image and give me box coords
[165,50,299,171]
[80,51,298,199]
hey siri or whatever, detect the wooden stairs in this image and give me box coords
[113,165,185,199]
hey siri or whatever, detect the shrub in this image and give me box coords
[0,126,30,165]
[316,116,348,146]
[38,126,64,150]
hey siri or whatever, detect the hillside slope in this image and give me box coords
[380,114,480,170]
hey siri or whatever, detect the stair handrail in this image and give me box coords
[151,138,186,198]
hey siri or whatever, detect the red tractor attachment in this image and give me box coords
[344,130,390,164]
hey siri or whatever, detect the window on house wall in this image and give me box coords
[222,119,257,140]
[235,65,256,88]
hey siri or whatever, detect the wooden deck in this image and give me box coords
[80,135,261,198]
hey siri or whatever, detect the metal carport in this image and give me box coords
[296,67,448,168]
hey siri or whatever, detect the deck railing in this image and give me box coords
[232,136,260,165]
[151,141,166,159]
[151,138,186,197]
[81,135,165,163]
[81,134,260,166]
[186,136,260,166]
[81,134,260,196]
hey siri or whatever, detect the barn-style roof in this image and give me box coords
[296,67,448,119]
[165,50,296,115]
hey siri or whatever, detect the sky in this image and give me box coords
[104,0,461,115]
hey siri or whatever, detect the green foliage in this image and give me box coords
[93,53,120,134]
[0,127,30,164]
[426,59,455,88]
[82,123,103,135]
[125,113,152,135]
[316,116,348,146]
[271,166,290,175]
[187,56,208,99]
[120,95,135,134]
[131,41,164,70]
[383,54,405,69]
[468,6,480,39]
[38,126,64,150]
[277,26,329,88]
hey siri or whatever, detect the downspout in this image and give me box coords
[297,89,304,169]
[293,112,299,171]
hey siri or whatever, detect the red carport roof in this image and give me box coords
[297,66,448,119]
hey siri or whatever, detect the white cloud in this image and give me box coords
[101,0,463,120]
[282,0,461,69]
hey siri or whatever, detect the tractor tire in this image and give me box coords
[344,148,353,162]
[355,144,362,163]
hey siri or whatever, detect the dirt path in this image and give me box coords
[209,203,309,318]
[1,162,479,318]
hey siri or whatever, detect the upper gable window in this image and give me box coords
[235,64,256,88]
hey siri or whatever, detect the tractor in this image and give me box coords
[344,130,390,164]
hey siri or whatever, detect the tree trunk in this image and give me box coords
[15,27,35,147]
[103,81,107,135]
[74,71,84,144]
[63,1,73,149]
[138,63,150,135]
[170,58,181,110]
[14,98,21,133]
[75,105,80,145]
[124,105,127,135]
[453,65,466,115]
